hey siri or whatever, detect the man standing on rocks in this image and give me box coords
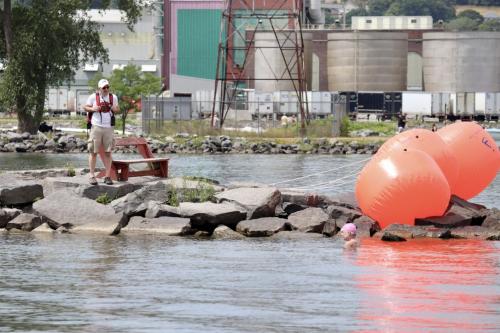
[84,79,119,185]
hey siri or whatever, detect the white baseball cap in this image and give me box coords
[98,79,109,89]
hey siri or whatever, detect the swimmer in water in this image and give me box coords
[340,223,358,249]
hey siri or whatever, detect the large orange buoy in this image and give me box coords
[376,128,459,191]
[438,122,500,200]
[355,149,451,229]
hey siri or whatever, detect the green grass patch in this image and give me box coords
[96,193,113,205]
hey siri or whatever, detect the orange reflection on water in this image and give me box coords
[354,239,500,333]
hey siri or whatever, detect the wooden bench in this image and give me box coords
[97,137,169,181]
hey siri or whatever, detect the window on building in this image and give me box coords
[84,64,99,72]
[366,19,372,23]
[141,64,157,72]
[411,19,417,23]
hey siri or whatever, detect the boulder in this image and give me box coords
[326,204,362,221]
[482,208,500,230]
[280,190,324,207]
[111,181,171,216]
[42,175,139,199]
[72,214,126,235]
[178,202,246,231]
[287,207,330,233]
[32,223,55,233]
[32,190,124,234]
[212,225,246,240]
[215,187,281,219]
[282,202,307,215]
[122,216,192,235]
[6,213,42,231]
[450,226,500,240]
[0,208,22,228]
[353,215,380,238]
[270,231,325,240]
[415,204,485,228]
[144,202,180,218]
[0,175,44,206]
[236,217,287,237]
[377,224,452,241]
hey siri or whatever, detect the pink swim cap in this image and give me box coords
[341,223,357,234]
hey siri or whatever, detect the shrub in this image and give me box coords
[96,193,112,205]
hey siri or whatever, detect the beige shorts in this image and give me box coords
[88,126,114,153]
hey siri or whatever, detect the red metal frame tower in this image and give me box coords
[211,0,309,132]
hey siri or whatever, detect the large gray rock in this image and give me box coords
[111,181,171,216]
[211,225,246,240]
[122,216,192,235]
[0,208,22,228]
[215,187,281,219]
[6,213,42,231]
[32,190,124,234]
[144,202,180,218]
[42,175,140,200]
[376,224,451,241]
[32,223,55,233]
[287,207,330,233]
[326,204,362,221]
[72,215,126,235]
[270,231,325,240]
[353,215,380,238]
[450,226,500,240]
[482,208,500,230]
[236,217,287,237]
[415,204,484,228]
[0,176,44,206]
[178,202,246,231]
[280,190,324,207]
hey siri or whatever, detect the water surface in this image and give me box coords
[0,234,498,332]
[0,153,499,332]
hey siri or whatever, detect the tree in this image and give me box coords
[89,64,162,135]
[446,17,480,30]
[346,8,370,26]
[0,0,146,134]
[478,18,500,31]
[368,0,393,16]
[385,0,456,22]
[457,9,484,23]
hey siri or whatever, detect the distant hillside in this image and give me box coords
[455,5,500,18]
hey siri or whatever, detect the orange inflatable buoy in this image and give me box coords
[355,149,451,229]
[438,122,500,200]
[376,128,459,191]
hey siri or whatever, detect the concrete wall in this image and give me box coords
[327,32,408,91]
[423,32,500,92]
[253,32,312,92]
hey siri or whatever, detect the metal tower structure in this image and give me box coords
[211,0,309,132]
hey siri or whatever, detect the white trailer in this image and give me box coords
[45,88,72,115]
[475,93,486,116]
[402,91,432,116]
[250,92,274,115]
[308,91,332,116]
[272,91,297,115]
[454,92,475,117]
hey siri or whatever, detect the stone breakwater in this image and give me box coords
[0,169,498,241]
[0,130,381,155]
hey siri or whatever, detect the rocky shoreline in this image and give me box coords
[0,169,498,241]
[0,130,382,155]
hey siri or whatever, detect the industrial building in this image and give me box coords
[43,3,500,121]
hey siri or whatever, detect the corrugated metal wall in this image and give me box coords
[169,1,224,77]
[177,9,222,79]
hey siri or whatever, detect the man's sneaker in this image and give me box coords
[104,177,113,185]
[89,176,98,185]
